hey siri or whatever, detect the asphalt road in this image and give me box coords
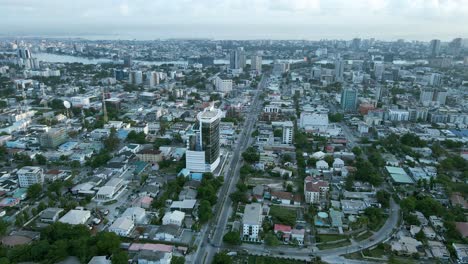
[191,77,265,264]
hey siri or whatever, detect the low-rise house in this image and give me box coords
[429,215,445,231]
[58,209,91,225]
[456,222,468,238]
[178,188,197,201]
[162,211,185,227]
[122,207,146,224]
[136,250,172,264]
[423,226,437,240]
[332,158,344,171]
[154,224,181,241]
[428,241,450,260]
[453,243,468,264]
[291,228,305,244]
[391,236,423,256]
[136,149,163,163]
[109,217,134,237]
[316,160,329,170]
[170,199,197,213]
[274,224,292,241]
[88,256,111,264]
[40,207,64,223]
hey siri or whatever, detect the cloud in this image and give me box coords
[0,0,466,40]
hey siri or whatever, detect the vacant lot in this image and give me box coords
[269,205,297,226]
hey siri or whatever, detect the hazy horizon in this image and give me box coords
[1,0,467,41]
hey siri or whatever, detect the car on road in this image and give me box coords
[279,252,285,255]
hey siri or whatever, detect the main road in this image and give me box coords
[191,76,266,264]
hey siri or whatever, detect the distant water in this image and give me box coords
[34,53,301,65]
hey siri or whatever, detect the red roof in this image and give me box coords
[305,179,329,192]
[274,224,292,233]
[455,222,468,238]
[451,193,468,210]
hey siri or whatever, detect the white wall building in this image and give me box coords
[215,76,233,93]
[242,203,263,240]
[162,210,185,227]
[17,166,44,188]
[282,121,293,144]
[109,216,134,237]
[299,112,329,132]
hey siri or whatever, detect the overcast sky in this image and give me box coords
[1,0,467,40]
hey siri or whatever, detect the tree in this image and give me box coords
[35,154,47,165]
[27,183,42,200]
[242,147,260,163]
[352,146,362,156]
[103,128,120,151]
[96,232,121,255]
[171,256,185,264]
[0,219,9,236]
[198,200,212,223]
[127,131,147,144]
[112,251,129,264]
[264,233,280,246]
[223,231,241,245]
[415,230,426,242]
[376,190,390,208]
[213,251,232,264]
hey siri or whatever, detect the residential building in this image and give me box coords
[17,166,44,188]
[251,55,262,74]
[109,216,134,237]
[215,76,233,93]
[162,211,185,227]
[282,121,293,144]
[334,58,344,82]
[58,209,91,225]
[242,203,263,240]
[304,176,329,204]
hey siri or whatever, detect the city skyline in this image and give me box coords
[1,0,467,40]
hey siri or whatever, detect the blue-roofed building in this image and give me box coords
[58,141,79,152]
[134,161,149,175]
[12,188,27,200]
[117,130,129,140]
[450,129,468,138]
[172,148,186,160]
[191,173,203,181]
[178,168,190,177]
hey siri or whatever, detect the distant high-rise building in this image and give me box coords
[17,47,31,59]
[334,59,344,82]
[374,63,384,81]
[351,38,361,50]
[341,88,358,112]
[448,38,462,56]
[273,61,290,75]
[429,39,441,57]
[429,73,442,87]
[250,55,262,74]
[114,69,126,81]
[433,90,447,105]
[186,106,222,173]
[420,89,434,105]
[230,47,246,69]
[129,71,143,85]
[282,121,294,145]
[123,55,132,67]
[146,71,159,87]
